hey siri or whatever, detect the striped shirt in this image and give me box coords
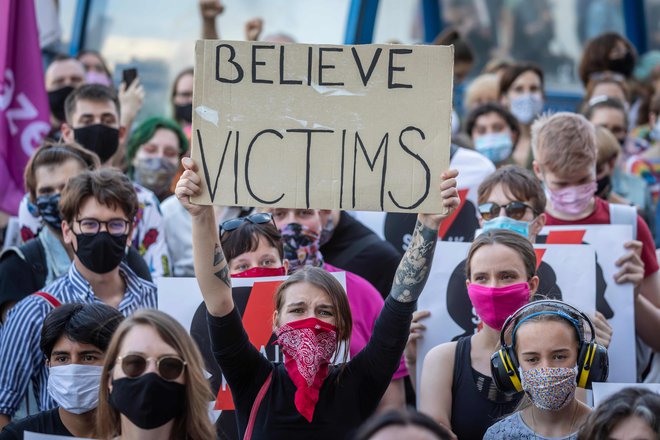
[0,261,157,415]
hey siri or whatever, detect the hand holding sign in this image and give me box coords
[418,169,460,230]
[176,157,213,218]
[614,240,644,289]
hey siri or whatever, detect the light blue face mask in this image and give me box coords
[482,215,530,238]
[510,93,544,125]
[474,132,514,163]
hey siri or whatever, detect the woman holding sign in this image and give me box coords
[176,157,459,439]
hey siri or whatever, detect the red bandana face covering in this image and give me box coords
[231,266,286,278]
[275,317,337,422]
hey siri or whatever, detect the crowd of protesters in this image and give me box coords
[1,0,660,439]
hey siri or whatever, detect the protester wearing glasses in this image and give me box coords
[0,303,123,439]
[176,157,460,438]
[0,169,157,430]
[96,309,215,440]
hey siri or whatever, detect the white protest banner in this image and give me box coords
[191,40,453,213]
[592,382,660,407]
[539,225,636,383]
[25,433,92,440]
[416,242,598,389]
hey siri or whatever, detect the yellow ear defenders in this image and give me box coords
[490,300,609,395]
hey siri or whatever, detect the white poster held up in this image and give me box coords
[539,225,636,383]
[592,382,660,407]
[416,241,598,390]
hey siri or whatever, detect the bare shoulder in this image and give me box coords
[423,341,458,371]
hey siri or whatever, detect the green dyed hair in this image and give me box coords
[126,116,189,167]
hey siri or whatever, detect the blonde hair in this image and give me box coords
[595,126,620,170]
[464,74,500,111]
[531,112,597,176]
[96,309,215,440]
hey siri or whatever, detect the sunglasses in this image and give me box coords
[220,212,276,236]
[478,202,537,221]
[116,354,186,381]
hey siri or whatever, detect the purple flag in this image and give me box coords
[0,0,50,215]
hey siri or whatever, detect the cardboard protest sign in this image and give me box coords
[416,242,598,390]
[592,382,660,407]
[538,225,636,383]
[352,146,496,252]
[158,273,347,439]
[191,40,453,213]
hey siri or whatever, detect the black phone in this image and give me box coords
[122,68,137,87]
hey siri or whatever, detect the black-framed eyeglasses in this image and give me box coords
[75,218,130,236]
[116,354,187,381]
[478,202,537,221]
[220,212,276,236]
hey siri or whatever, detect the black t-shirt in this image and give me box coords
[208,296,415,440]
[0,408,72,439]
[321,212,401,299]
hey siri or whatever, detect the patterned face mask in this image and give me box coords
[280,223,324,272]
[520,366,578,411]
[276,317,337,422]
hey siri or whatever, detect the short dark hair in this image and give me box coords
[478,165,546,215]
[465,102,520,141]
[220,221,284,263]
[578,32,637,86]
[40,303,124,359]
[59,169,138,224]
[24,141,100,202]
[64,83,120,123]
[578,387,660,439]
[353,408,454,440]
[434,28,474,65]
[499,63,545,97]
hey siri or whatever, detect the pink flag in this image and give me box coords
[0,0,50,215]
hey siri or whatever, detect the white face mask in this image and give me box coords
[48,364,103,414]
[510,93,544,125]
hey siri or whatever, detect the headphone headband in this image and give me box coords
[500,300,596,349]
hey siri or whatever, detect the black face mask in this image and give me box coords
[36,193,62,231]
[174,103,192,124]
[73,124,120,163]
[607,52,635,77]
[596,174,612,199]
[109,373,186,430]
[48,86,75,122]
[73,231,127,274]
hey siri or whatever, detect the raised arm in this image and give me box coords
[175,157,233,316]
[390,169,460,304]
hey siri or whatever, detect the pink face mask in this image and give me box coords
[84,71,111,87]
[231,266,286,278]
[467,282,531,330]
[545,181,597,215]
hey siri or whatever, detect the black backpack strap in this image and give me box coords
[0,239,47,287]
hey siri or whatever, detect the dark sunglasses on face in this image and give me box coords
[116,354,186,381]
[478,201,537,221]
[220,212,276,236]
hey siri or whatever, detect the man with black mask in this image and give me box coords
[44,55,85,138]
[0,169,157,429]
[17,84,172,279]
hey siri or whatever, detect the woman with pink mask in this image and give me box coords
[176,157,460,439]
[419,230,539,439]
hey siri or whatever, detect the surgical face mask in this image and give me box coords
[48,86,75,122]
[48,364,103,414]
[74,124,120,163]
[521,366,578,411]
[133,157,178,198]
[474,132,514,163]
[174,103,193,124]
[36,193,63,231]
[545,181,597,216]
[509,94,544,125]
[482,216,531,238]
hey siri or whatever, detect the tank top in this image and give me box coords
[450,336,523,439]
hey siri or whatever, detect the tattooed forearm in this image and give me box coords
[390,221,437,303]
[213,244,231,288]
